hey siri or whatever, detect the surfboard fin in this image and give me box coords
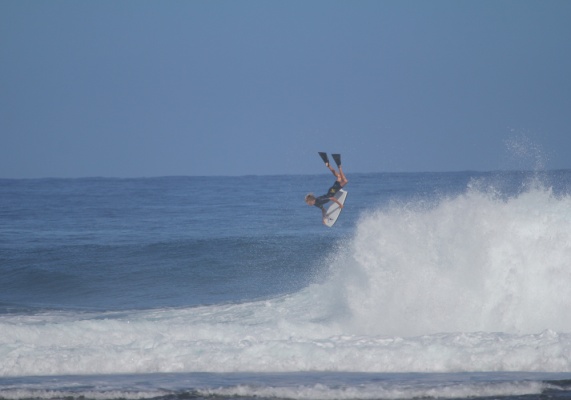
[332,154,341,167]
[318,152,329,165]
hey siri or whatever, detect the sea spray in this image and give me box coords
[323,181,571,336]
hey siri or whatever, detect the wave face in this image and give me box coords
[2,178,571,377]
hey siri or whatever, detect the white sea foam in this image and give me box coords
[321,182,571,336]
[2,183,571,377]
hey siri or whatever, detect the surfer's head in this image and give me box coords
[305,193,316,206]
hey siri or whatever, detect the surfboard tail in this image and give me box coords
[318,152,329,165]
[332,154,341,167]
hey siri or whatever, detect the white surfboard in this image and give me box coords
[324,189,347,227]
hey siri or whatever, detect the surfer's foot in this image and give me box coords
[318,152,329,166]
[332,154,341,167]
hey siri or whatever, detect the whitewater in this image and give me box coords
[1,172,571,399]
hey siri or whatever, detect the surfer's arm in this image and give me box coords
[330,197,343,209]
[321,207,327,225]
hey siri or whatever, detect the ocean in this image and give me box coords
[2,171,571,400]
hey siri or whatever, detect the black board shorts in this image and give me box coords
[326,181,343,197]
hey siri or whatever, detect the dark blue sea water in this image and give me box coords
[2,171,571,399]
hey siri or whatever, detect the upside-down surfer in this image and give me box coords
[305,153,348,225]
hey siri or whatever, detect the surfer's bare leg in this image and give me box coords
[320,152,347,186]
[331,154,348,187]
[325,163,339,179]
[337,166,348,187]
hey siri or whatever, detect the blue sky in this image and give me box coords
[1,0,570,178]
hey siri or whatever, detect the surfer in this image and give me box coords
[305,153,348,225]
